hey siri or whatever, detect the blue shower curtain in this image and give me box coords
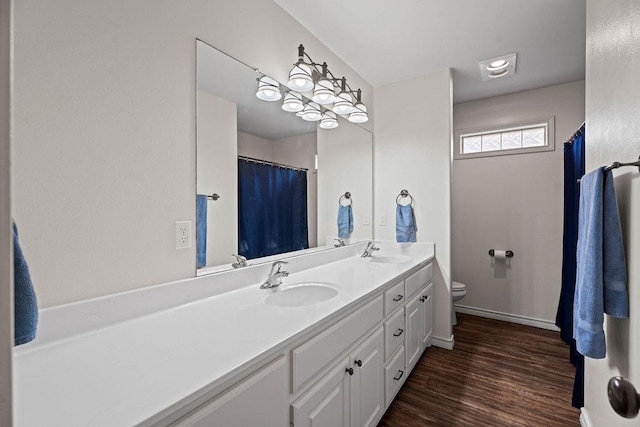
[555,124,585,408]
[238,159,309,259]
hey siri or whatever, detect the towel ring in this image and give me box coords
[396,189,413,206]
[339,192,352,206]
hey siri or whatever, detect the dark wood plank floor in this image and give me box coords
[379,313,580,426]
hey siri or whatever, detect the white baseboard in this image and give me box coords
[579,408,591,427]
[431,334,454,350]
[455,305,560,331]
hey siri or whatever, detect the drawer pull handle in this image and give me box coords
[419,296,425,302]
[393,370,404,381]
[393,295,404,302]
[422,295,430,303]
[346,367,354,376]
[393,329,404,337]
[354,359,362,367]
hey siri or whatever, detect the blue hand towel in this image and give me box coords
[573,168,629,359]
[337,205,353,239]
[396,204,417,242]
[196,195,207,268]
[13,222,38,346]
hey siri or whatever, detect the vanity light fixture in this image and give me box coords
[287,45,315,92]
[479,53,517,82]
[333,77,355,115]
[312,63,336,105]
[281,91,304,112]
[256,75,282,101]
[301,102,322,122]
[348,89,368,123]
[319,111,339,129]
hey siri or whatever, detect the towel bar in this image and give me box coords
[488,249,514,258]
[207,193,220,201]
[396,189,414,205]
[339,192,352,205]
[578,154,640,182]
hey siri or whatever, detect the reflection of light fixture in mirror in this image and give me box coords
[319,111,339,129]
[287,45,314,92]
[333,77,355,115]
[479,53,517,81]
[256,75,282,101]
[488,69,509,78]
[312,63,336,105]
[282,91,304,112]
[301,102,322,121]
[348,89,368,123]
[487,59,509,71]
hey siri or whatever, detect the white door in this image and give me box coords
[405,292,423,371]
[349,327,384,427]
[292,359,350,427]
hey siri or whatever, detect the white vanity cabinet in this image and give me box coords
[170,355,289,427]
[405,282,434,371]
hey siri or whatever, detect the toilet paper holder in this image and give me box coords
[489,249,514,258]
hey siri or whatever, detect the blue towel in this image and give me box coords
[396,204,417,242]
[573,168,628,359]
[196,195,207,268]
[337,205,353,239]
[13,222,38,346]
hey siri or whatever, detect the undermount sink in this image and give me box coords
[369,254,412,264]
[264,282,339,308]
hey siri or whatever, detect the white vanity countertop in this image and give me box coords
[13,242,434,426]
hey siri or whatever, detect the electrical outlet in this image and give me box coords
[379,214,386,226]
[363,214,370,226]
[175,221,192,249]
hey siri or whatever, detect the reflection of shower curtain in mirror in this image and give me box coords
[238,159,309,259]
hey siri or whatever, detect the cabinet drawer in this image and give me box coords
[384,281,405,316]
[384,346,406,406]
[405,263,433,299]
[292,296,383,393]
[384,309,405,360]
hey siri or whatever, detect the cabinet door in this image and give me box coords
[292,359,350,427]
[172,355,288,427]
[405,292,423,372]
[421,285,433,349]
[350,327,384,427]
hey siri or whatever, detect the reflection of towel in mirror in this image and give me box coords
[337,205,353,238]
[196,195,207,268]
[573,168,629,359]
[13,222,38,346]
[396,204,417,242]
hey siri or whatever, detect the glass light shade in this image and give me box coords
[287,62,314,92]
[301,102,322,121]
[256,76,282,101]
[319,111,339,129]
[312,78,336,105]
[348,102,368,123]
[281,91,304,112]
[488,69,509,78]
[332,91,355,114]
[295,110,305,117]
[487,59,509,71]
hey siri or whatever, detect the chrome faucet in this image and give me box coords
[334,238,346,247]
[361,241,380,257]
[261,261,289,289]
[232,254,248,269]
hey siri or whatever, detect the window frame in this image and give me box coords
[454,116,555,160]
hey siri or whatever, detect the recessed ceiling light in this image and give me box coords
[488,69,509,78]
[487,60,509,71]
[478,53,517,81]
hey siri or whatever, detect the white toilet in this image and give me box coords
[451,281,467,326]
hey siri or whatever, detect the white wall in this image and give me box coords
[12,0,373,307]
[452,81,585,326]
[237,131,274,162]
[196,91,237,267]
[373,69,453,343]
[317,120,373,243]
[582,1,640,426]
[0,0,12,421]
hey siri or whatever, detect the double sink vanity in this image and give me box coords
[14,241,435,426]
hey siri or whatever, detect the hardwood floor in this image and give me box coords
[379,313,580,426]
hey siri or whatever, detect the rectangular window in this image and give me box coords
[456,117,555,159]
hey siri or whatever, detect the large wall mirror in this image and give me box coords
[196,39,373,273]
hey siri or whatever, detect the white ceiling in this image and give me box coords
[274,0,586,103]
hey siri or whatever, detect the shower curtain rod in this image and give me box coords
[566,121,586,145]
[238,155,308,172]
